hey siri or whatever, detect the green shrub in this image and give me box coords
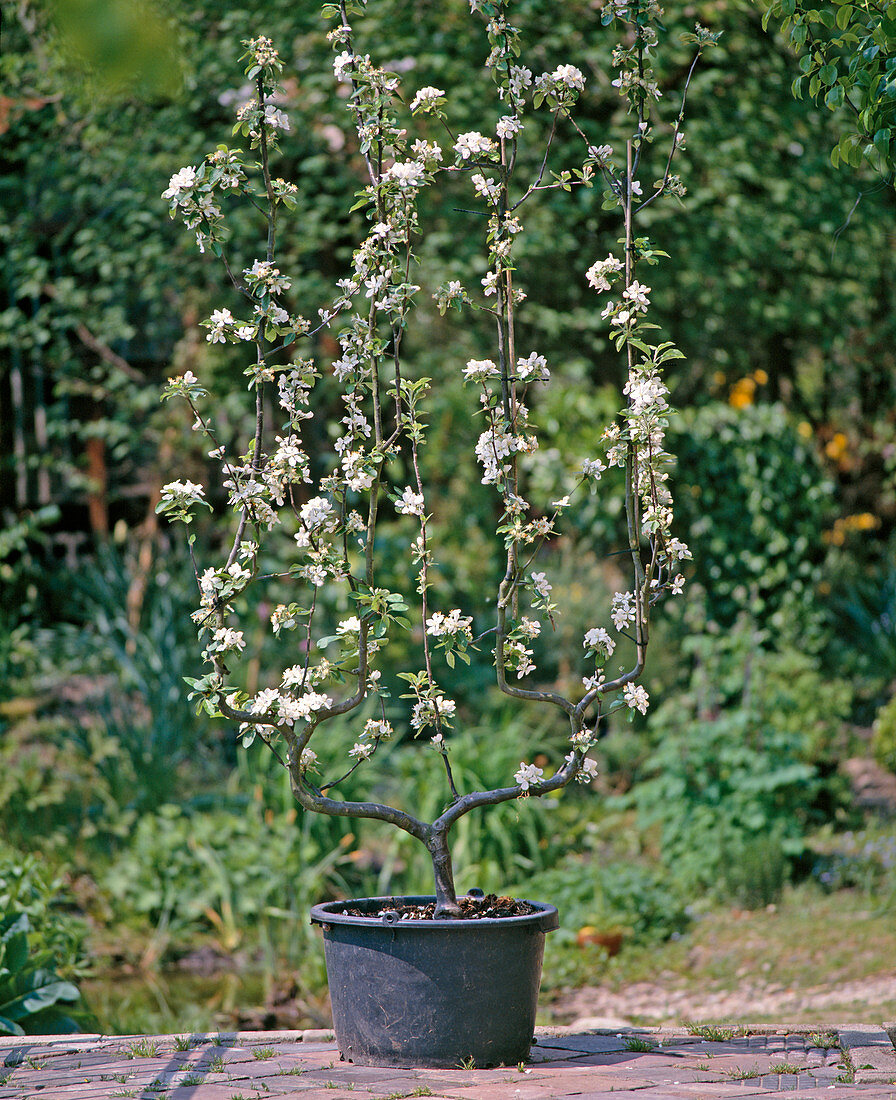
[0,913,82,1036]
[99,799,358,961]
[0,848,88,977]
[872,696,896,775]
[826,551,896,720]
[625,623,852,902]
[0,849,91,1035]
[669,402,833,640]
[513,854,690,991]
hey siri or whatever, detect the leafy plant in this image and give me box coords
[626,622,852,900]
[66,548,224,818]
[669,401,833,640]
[872,696,896,774]
[0,912,82,1036]
[761,0,896,179]
[98,796,356,971]
[0,847,88,978]
[827,552,896,717]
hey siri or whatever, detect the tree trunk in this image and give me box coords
[428,826,462,918]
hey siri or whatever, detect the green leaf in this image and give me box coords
[836,3,854,29]
[825,84,845,108]
[2,933,27,977]
[1,977,79,1022]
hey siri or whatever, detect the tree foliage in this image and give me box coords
[760,0,896,179]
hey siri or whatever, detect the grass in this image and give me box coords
[543,879,896,1027]
[624,1036,657,1052]
[725,1066,759,1080]
[685,1023,741,1041]
[127,1039,161,1059]
[252,1046,276,1059]
[769,1061,805,1074]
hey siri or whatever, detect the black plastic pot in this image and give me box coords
[310,894,559,1068]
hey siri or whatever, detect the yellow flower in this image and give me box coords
[728,377,755,409]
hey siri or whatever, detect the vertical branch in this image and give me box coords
[623,140,647,668]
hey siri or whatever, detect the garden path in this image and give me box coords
[1,1024,894,1099]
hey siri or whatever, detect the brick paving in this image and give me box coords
[0,1024,893,1100]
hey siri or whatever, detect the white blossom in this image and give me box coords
[300,496,334,529]
[586,254,623,292]
[298,748,318,772]
[552,64,586,91]
[385,160,425,189]
[163,166,197,200]
[410,86,445,111]
[481,270,499,296]
[530,571,552,599]
[516,352,549,382]
[611,590,637,630]
[584,627,615,656]
[209,627,246,653]
[463,358,500,382]
[397,486,425,516]
[623,280,651,311]
[496,115,523,139]
[250,687,280,715]
[454,131,495,160]
[271,605,298,634]
[363,718,393,740]
[623,683,650,714]
[263,104,290,131]
[333,51,355,80]
[426,610,472,637]
[515,761,544,791]
[471,173,501,203]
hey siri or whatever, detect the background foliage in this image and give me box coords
[1,0,895,1033]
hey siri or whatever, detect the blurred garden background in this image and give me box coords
[1,0,895,1034]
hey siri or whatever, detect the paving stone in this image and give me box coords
[533,1032,633,1054]
[4,1027,896,1099]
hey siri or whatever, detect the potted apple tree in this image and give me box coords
[158,0,717,1069]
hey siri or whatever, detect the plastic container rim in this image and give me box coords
[310,894,559,932]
